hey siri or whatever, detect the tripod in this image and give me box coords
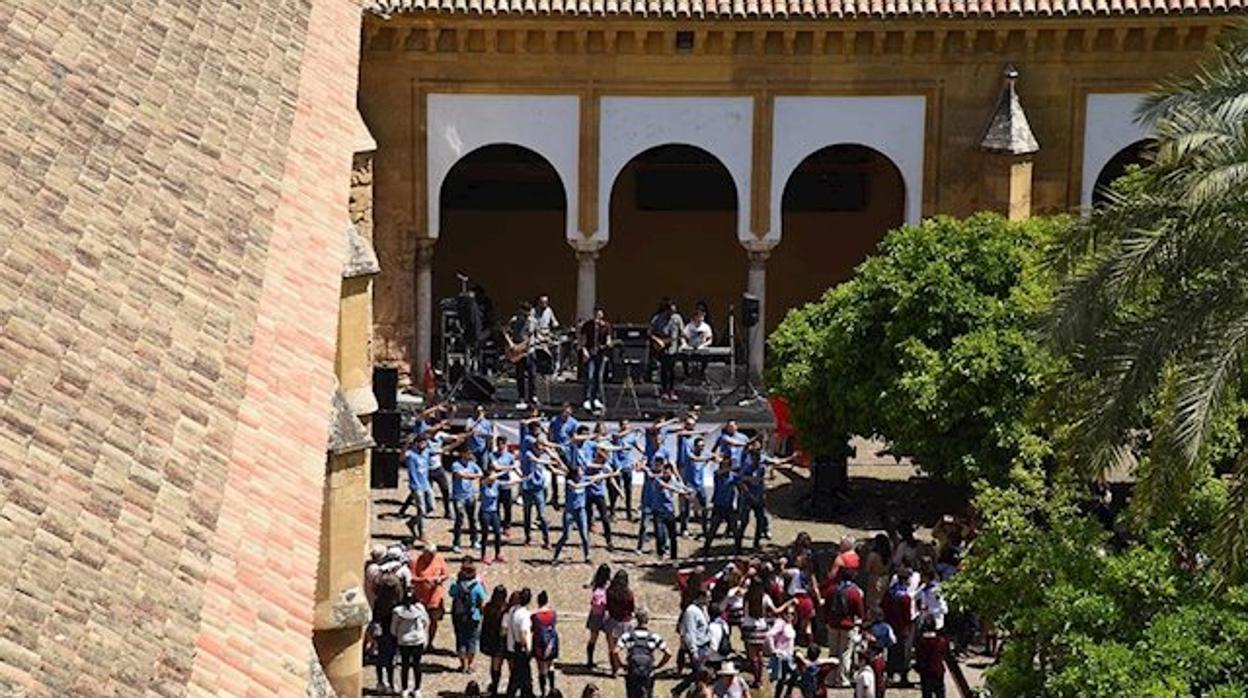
[721,313,765,407]
[613,362,642,416]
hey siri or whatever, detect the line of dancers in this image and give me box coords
[397,402,799,565]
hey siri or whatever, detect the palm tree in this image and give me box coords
[1047,26,1248,580]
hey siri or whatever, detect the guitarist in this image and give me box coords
[649,298,684,401]
[504,301,539,410]
[578,306,613,412]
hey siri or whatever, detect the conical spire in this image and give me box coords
[979,65,1040,156]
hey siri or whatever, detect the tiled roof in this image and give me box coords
[368,0,1246,18]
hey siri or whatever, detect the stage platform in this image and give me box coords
[399,364,776,430]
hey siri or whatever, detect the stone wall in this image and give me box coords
[0,0,362,695]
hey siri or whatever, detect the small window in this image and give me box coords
[676,31,695,53]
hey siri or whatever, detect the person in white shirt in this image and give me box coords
[503,588,534,698]
[916,569,948,631]
[853,650,877,698]
[682,308,713,350]
[390,593,431,698]
[533,295,559,335]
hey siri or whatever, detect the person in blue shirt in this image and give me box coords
[650,460,689,561]
[450,447,483,553]
[550,463,614,564]
[582,447,619,553]
[487,434,517,532]
[520,421,557,547]
[609,419,642,520]
[702,456,741,557]
[733,438,798,554]
[477,459,522,563]
[715,420,750,467]
[547,403,580,509]
[679,436,717,538]
[425,422,468,520]
[467,403,494,463]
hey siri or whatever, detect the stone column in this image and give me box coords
[414,238,436,377]
[743,240,775,381]
[570,238,606,324]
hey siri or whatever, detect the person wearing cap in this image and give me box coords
[410,542,451,648]
[712,661,749,698]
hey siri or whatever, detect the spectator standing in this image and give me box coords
[482,585,510,697]
[503,588,535,698]
[853,649,878,698]
[614,608,671,698]
[604,571,637,677]
[824,570,866,687]
[914,618,949,698]
[711,662,750,698]
[585,564,612,670]
[767,607,798,690]
[390,591,431,698]
[672,588,711,695]
[410,542,450,648]
[372,567,404,694]
[448,559,489,673]
[532,591,560,698]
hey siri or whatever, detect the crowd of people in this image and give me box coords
[366,398,976,697]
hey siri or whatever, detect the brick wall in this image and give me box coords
[0,0,361,695]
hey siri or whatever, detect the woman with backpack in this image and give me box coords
[604,570,637,678]
[481,585,510,697]
[448,559,489,673]
[390,591,431,698]
[532,590,560,697]
[585,563,611,670]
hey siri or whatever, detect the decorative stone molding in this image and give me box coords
[343,224,381,279]
[327,386,374,456]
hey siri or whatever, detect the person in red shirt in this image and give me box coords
[829,535,862,582]
[881,567,915,687]
[913,617,949,698]
[823,568,865,687]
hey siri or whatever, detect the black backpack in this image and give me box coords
[626,633,655,678]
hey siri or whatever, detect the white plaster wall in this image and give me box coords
[427,94,580,240]
[770,96,926,239]
[1082,93,1151,210]
[598,96,754,242]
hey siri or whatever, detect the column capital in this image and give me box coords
[569,236,607,259]
[742,238,776,266]
[415,237,436,264]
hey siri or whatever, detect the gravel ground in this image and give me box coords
[366,445,989,698]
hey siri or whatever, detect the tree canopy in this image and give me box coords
[768,212,1064,485]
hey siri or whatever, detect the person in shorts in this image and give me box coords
[448,558,488,673]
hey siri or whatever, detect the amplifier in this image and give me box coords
[371,447,401,489]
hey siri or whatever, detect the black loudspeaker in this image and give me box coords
[374,366,399,410]
[373,410,402,448]
[460,373,496,402]
[741,293,761,329]
[371,447,401,489]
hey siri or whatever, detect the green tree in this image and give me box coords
[946,473,1248,698]
[768,213,1063,485]
[1046,27,1248,580]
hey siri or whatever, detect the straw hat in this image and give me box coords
[717,662,740,677]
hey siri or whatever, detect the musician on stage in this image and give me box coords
[649,298,684,402]
[681,307,714,379]
[579,306,613,411]
[504,300,539,410]
[534,294,559,334]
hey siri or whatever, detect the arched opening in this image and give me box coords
[772,144,905,329]
[1092,139,1155,206]
[435,144,572,362]
[601,144,742,333]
